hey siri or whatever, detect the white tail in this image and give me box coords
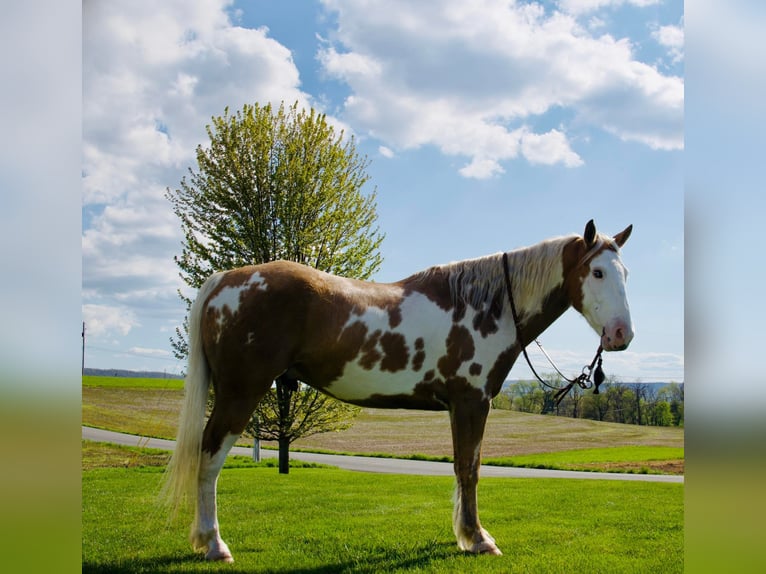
[160,273,222,513]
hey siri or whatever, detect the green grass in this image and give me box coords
[83,375,185,390]
[82,440,333,471]
[82,459,683,573]
[484,446,684,474]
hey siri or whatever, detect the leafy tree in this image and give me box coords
[660,382,684,426]
[632,382,649,425]
[581,381,612,421]
[244,378,361,469]
[167,101,384,473]
[605,382,631,423]
[510,380,546,413]
[491,388,513,410]
[649,400,673,426]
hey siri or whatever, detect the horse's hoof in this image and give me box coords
[473,541,503,555]
[205,549,234,562]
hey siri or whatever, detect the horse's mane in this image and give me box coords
[414,234,583,321]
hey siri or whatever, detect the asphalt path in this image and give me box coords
[82,426,683,483]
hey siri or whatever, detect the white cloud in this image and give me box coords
[318,0,682,178]
[521,129,585,167]
[459,157,505,180]
[558,0,660,16]
[83,304,139,337]
[83,1,313,342]
[128,347,172,358]
[652,22,684,64]
[378,145,395,158]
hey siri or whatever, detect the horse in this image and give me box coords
[161,219,633,562]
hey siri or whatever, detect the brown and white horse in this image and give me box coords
[162,219,633,561]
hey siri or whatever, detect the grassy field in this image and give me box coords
[83,375,185,390]
[82,376,684,474]
[82,443,683,573]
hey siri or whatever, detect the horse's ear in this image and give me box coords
[583,219,597,247]
[613,224,633,248]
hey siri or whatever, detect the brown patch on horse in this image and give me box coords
[438,325,475,378]
[379,332,409,372]
[412,337,426,371]
[484,346,518,398]
[561,236,618,313]
[469,363,482,376]
[359,330,383,369]
[401,267,454,312]
[352,378,449,409]
[471,292,503,338]
[354,373,487,410]
[313,320,370,382]
[388,306,402,328]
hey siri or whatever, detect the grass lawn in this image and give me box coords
[82,444,683,573]
[484,445,685,475]
[83,375,185,390]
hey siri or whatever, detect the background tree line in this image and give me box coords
[491,377,684,427]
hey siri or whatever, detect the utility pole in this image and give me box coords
[81,321,86,376]
[252,413,261,462]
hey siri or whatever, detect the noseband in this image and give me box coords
[501,251,605,406]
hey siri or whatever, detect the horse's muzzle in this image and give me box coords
[601,321,633,351]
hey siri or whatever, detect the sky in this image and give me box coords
[81,0,684,382]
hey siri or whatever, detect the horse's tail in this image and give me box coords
[160,272,221,514]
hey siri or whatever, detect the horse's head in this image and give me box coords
[566,220,634,352]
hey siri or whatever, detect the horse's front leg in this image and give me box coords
[449,396,502,555]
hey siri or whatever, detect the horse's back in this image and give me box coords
[198,261,404,381]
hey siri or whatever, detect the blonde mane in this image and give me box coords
[424,234,581,322]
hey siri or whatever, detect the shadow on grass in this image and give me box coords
[83,541,459,573]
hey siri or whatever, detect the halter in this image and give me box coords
[501,251,605,406]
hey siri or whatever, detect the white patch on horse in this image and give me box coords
[207,272,267,339]
[327,292,512,402]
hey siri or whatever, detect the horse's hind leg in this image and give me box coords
[191,384,269,562]
[191,429,237,562]
[449,396,501,555]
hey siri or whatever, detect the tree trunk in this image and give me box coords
[276,377,294,475]
[278,435,290,475]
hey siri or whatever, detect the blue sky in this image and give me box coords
[82,0,684,382]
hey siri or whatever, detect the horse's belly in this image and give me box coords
[326,363,430,403]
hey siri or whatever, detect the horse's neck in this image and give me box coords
[506,243,571,347]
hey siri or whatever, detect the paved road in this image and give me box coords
[82,426,683,483]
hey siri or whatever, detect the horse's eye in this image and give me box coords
[592,269,604,279]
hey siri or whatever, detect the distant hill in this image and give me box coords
[83,367,184,380]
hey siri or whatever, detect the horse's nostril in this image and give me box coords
[615,328,624,341]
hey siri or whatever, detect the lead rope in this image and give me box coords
[501,252,605,406]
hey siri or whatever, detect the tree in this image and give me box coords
[244,377,361,472]
[649,400,673,426]
[510,380,545,413]
[659,382,684,427]
[491,388,513,410]
[632,382,649,425]
[581,381,612,421]
[167,101,385,473]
